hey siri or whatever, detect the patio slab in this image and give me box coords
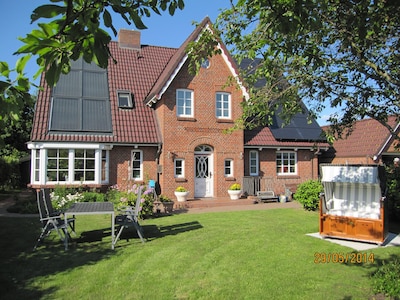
[307,232,400,251]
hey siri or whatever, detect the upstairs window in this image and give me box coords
[176,89,193,117]
[216,92,231,119]
[118,91,134,109]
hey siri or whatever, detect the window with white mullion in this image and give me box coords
[74,149,95,182]
[47,149,69,182]
[131,150,143,180]
[224,159,234,177]
[276,151,297,175]
[174,158,185,178]
[216,92,231,119]
[176,89,193,117]
[249,151,259,176]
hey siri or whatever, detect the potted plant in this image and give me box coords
[228,183,242,200]
[174,186,189,202]
[159,195,174,214]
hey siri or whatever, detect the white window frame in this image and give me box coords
[33,149,41,183]
[176,89,193,118]
[216,92,231,119]
[73,149,96,182]
[101,150,109,184]
[224,159,234,177]
[29,143,110,185]
[276,151,297,175]
[46,149,70,182]
[174,158,185,178]
[249,150,259,176]
[131,150,143,181]
[117,91,133,108]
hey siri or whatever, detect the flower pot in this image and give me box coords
[162,201,174,213]
[228,190,241,200]
[174,191,189,202]
[279,195,287,203]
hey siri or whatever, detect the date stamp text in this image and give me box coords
[314,252,374,264]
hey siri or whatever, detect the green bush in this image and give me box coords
[106,183,154,219]
[386,165,400,221]
[82,191,105,202]
[371,259,400,298]
[294,179,323,211]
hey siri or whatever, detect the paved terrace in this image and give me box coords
[0,191,302,217]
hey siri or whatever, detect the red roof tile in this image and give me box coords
[31,43,177,144]
[322,116,399,158]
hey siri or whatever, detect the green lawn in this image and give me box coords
[0,207,398,299]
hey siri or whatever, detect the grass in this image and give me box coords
[0,207,399,299]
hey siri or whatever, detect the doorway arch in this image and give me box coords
[194,145,214,197]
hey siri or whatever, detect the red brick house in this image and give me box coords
[321,116,400,166]
[28,18,328,199]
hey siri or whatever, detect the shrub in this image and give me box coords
[371,259,400,298]
[82,191,105,202]
[106,183,154,219]
[386,165,400,221]
[294,179,323,211]
[159,195,173,203]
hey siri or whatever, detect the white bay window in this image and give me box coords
[29,143,110,185]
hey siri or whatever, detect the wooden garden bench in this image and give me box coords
[256,191,279,203]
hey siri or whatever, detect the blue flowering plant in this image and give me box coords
[107,183,155,218]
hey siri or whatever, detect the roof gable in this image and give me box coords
[323,116,400,158]
[145,17,248,106]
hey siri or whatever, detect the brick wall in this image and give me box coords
[109,146,158,190]
[244,148,319,195]
[154,54,245,199]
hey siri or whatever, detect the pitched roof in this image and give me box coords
[245,126,329,148]
[145,17,247,105]
[322,116,399,158]
[31,43,177,144]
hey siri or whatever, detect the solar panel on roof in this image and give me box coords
[269,105,325,141]
[49,58,112,133]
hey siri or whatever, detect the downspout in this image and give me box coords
[156,143,162,185]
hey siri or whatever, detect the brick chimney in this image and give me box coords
[118,29,141,50]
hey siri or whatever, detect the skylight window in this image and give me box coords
[118,91,134,108]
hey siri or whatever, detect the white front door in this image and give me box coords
[194,146,213,198]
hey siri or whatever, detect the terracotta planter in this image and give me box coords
[228,190,241,200]
[174,191,189,202]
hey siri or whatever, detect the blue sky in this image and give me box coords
[0,0,330,125]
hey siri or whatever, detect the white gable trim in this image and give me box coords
[146,25,249,106]
[376,121,400,157]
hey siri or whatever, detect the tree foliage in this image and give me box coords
[0,0,185,145]
[195,0,399,139]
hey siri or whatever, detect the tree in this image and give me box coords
[193,0,400,141]
[0,0,185,144]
